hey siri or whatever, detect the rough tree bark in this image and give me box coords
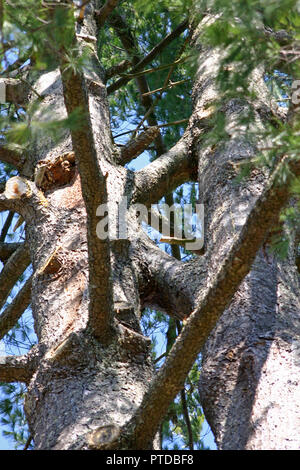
[0,2,299,450]
[193,19,300,450]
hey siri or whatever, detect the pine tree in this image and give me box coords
[0,0,299,450]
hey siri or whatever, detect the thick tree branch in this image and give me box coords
[132,138,196,207]
[0,346,38,384]
[133,237,203,320]
[117,126,160,166]
[0,275,32,341]
[0,242,22,262]
[59,18,114,343]
[0,242,31,313]
[0,176,51,229]
[0,192,24,213]
[0,212,15,243]
[104,156,300,449]
[94,0,119,29]
[0,145,24,170]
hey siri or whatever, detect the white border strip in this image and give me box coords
[0,81,6,103]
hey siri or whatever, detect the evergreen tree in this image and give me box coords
[0,0,299,450]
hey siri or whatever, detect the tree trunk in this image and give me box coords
[193,21,300,450]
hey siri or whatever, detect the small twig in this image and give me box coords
[118,57,189,80]
[130,33,191,136]
[118,126,160,165]
[105,59,132,81]
[133,20,188,73]
[0,41,17,55]
[18,77,43,101]
[76,33,97,43]
[162,32,190,89]
[0,52,32,77]
[142,79,190,97]
[113,119,189,139]
[154,352,166,364]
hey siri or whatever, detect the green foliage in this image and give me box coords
[3,1,76,71]
[132,0,193,19]
[0,382,32,449]
[1,101,85,153]
[270,205,300,259]
[197,0,300,120]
